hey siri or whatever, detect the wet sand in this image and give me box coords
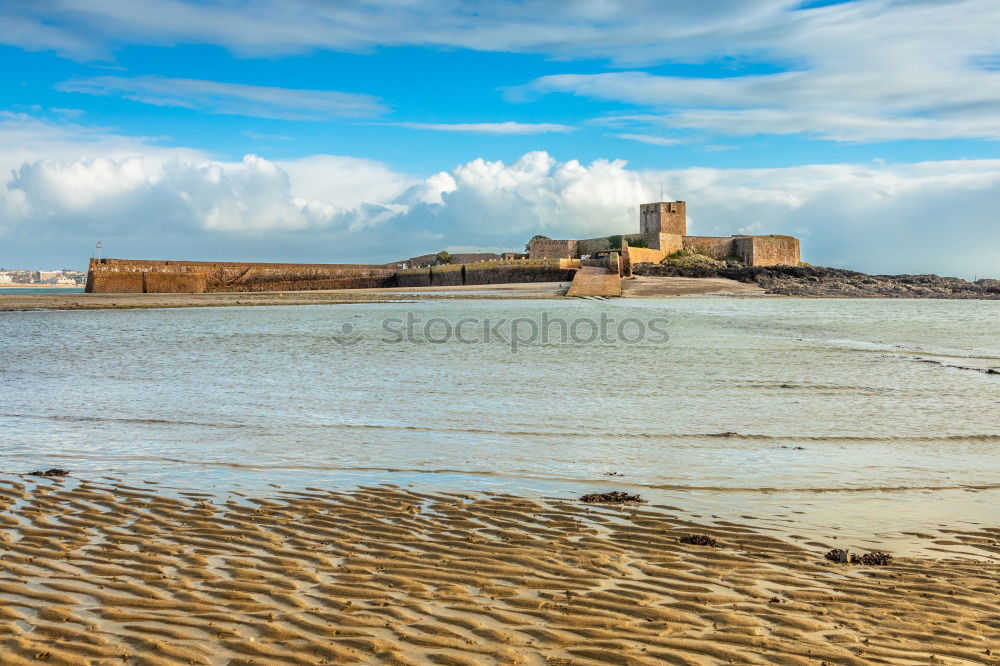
[0,278,769,311]
[1,477,997,665]
[622,276,765,297]
[0,283,571,311]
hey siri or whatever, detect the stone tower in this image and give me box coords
[639,201,686,236]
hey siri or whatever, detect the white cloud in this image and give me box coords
[56,76,386,120]
[0,0,804,62]
[7,2,1000,141]
[611,133,684,146]
[521,68,1000,141]
[517,0,1000,142]
[2,116,999,276]
[387,122,576,135]
[274,155,416,213]
[0,111,206,179]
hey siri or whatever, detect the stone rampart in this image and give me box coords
[528,239,579,259]
[734,235,800,266]
[86,258,397,293]
[430,263,465,286]
[682,236,737,260]
[464,259,575,285]
[86,257,577,293]
[395,267,431,287]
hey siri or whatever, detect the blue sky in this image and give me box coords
[1,0,999,276]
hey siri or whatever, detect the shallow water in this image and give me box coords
[2,297,998,555]
[0,287,84,294]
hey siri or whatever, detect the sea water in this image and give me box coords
[2,297,998,555]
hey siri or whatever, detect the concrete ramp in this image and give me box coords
[566,266,622,298]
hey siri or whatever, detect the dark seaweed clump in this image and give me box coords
[29,468,68,477]
[580,491,645,504]
[825,548,893,565]
[825,548,850,563]
[679,534,718,547]
[855,550,893,566]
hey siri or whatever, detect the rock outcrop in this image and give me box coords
[631,263,1000,299]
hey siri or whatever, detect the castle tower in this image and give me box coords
[639,201,686,236]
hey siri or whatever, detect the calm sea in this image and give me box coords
[2,297,998,555]
[0,287,85,294]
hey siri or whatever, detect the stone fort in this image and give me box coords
[85,200,800,294]
[528,200,799,267]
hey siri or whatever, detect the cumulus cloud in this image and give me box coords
[0,111,206,176]
[2,153,412,237]
[2,117,999,276]
[57,76,386,120]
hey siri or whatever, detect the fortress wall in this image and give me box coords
[86,258,396,293]
[735,236,800,266]
[144,272,207,294]
[395,267,432,287]
[86,257,577,293]
[429,263,464,286]
[655,233,684,253]
[625,246,669,266]
[208,273,394,292]
[576,236,613,255]
[464,259,575,285]
[88,271,145,293]
[528,239,578,259]
[575,233,673,256]
[682,236,737,259]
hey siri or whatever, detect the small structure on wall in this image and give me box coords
[528,201,800,267]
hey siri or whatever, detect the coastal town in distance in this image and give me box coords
[0,269,86,286]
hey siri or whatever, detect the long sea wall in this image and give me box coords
[85,259,397,293]
[85,258,577,293]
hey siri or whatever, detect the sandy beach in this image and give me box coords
[1,476,997,665]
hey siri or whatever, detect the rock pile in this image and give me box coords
[633,262,1000,299]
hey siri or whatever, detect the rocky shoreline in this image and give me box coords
[632,263,1000,299]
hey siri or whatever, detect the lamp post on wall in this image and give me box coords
[93,241,102,260]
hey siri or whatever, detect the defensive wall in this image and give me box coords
[86,257,577,293]
[394,259,577,288]
[736,235,800,266]
[532,233,798,267]
[85,259,397,294]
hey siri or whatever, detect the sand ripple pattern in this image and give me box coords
[1,478,998,665]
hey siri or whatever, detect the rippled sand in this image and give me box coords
[1,477,998,665]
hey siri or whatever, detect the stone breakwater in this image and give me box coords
[86,258,578,294]
[633,263,1000,299]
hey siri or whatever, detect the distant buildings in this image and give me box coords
[0,269,86,285]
